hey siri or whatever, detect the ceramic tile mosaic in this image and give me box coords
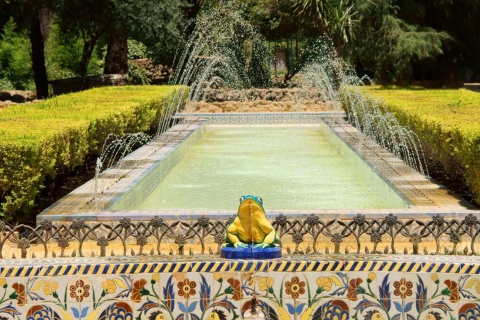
[0,254,479,319]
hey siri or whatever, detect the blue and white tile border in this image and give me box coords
[0,254,479,319]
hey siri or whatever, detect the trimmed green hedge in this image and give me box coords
[342,86,480,204]
[0,85,186,221]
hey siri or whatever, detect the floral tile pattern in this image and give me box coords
[0,255,479,319]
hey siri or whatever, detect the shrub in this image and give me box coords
[342,86,480,204]
[0,85,186,221]
[128,61,151,85]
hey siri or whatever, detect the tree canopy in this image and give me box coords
[0,0,479,93]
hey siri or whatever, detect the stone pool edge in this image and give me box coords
[37,112,477,223]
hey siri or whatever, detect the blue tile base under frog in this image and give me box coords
[220,245,282,259]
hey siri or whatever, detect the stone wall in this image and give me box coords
[130,58,172,84]
[49,74,127,95]
[190,88,338,113]
[188,100,336,113]
[0,90,37,108]
[202,87,327,102]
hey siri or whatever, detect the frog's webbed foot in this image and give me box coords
[254,243,272,249]
[234,242,249,248]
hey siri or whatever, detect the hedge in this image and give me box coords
[0,85,186,221]
[341,86,480,204]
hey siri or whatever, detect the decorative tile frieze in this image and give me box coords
[0,255,479,319]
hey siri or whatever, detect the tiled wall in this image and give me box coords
[1,254,479,319]
[180,112,345,124]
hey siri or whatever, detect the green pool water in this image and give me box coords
[136,124,407,211]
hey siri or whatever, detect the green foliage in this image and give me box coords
[344,86,480,203]
[0,19,35,90]
[127,61,151,85]
[350,0,451,84]
[113,0,186,65]
[45,22,104,80]
[52,0,185,75]
[0,78,14,91]
[243,0,297,40]
[294,0,357,48]
[0,85,185,222]
[177,6,271,90]
[126,39,151,84]
[54,0,111,77]
[247,42,271,88]
[127,39,148,60]
[396,0,480,82]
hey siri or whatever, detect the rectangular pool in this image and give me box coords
[111,123,408,211]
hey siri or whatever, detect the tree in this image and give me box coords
[350,0,451,84]
[293,0,357,50]
[54,0,111,78]
[103,24,128,74]
[103,0,185,75]
[1,0,51,98]
[54,0,185,77]
[397,0,480,83]
[29,0,52,98]
[0,19,33,90]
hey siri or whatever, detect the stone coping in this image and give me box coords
[1,254,479,276]
[39,208,479,222]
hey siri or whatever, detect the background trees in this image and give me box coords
[0,0,185,97]
[54,0,185,77]
[0,0,479,94]
[349,0,451,84]
[0,0,52,98]
[397,0,480,84]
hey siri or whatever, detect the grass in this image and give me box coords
[0,85,182,145]
[362,86,480,139]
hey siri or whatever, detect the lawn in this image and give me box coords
[362,86,480,138]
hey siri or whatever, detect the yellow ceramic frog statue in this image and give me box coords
[225,195,280,249]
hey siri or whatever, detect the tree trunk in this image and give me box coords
[103,27,128,74]
[29,13,48,99]
[77,39,96,79]
[38,5,53,42]
[183,0,203,38]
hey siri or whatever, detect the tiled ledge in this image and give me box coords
[2,254,480,275]
[0,254,479,319]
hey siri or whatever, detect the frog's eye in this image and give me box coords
[257,197,263,203]
[239,196,245,202]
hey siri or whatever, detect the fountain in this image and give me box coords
[90,6,271,186]
[92,132,150,193]
[5,5,477,320]
[91,6,429,209]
